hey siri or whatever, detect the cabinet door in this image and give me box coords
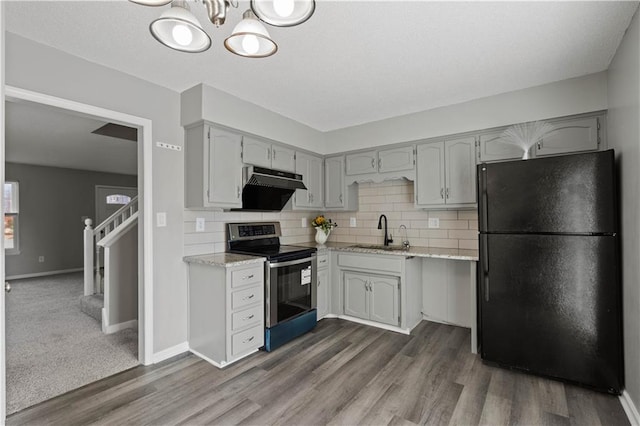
[378,146,414,173]
[346,150,377,175]
[325,156,345,208]
[479,130,526,162]
[445,136,476,205]
[271,145,296,172]
[369,275,399,326]
[309,155,324,208]
[415,142,445,206]
[208,127,242,207]
[343,272,369,320]
[242,136,271,168]
[536,116,600,157]
[317,268,329,319]
[294,152,311,207]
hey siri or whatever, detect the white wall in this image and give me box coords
[607,7,640,416]
[5,33,184,355]
[325,72,608,153]
[181,84,325,153]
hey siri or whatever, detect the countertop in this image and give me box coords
[183,253,265,267]
[296,242,479,261]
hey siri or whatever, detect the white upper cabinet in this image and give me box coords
[242,136,296,172]
[325,155,358,211]
[345,150,378,175]
[378,146,415,173]
[346,147,415,176]
[185,123,242,209]
[536,116,601,157]
[415,136,476,208]
[479,130,527,162]
[294,152,324,209]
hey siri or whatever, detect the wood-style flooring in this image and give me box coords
[7,319,630,425]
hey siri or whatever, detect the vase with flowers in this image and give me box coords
[311,215,337,245]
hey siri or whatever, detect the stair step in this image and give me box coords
[80,294,103,323]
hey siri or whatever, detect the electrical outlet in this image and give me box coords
[301,217,307,228]
[350,217,357,227]
[38,256,45,263]
[428,218,440,228]
[156,212,167,227]
[196,217,205,232]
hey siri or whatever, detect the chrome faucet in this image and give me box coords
[377,214,393,246]
[399,224,410,249]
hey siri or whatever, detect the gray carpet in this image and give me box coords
[6,272,138,414]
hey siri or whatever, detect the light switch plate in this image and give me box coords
[350,217,357,227]
[196,217,205,232]
[301,217,307,228]
[156,212,167,227]
[428,218,440,228]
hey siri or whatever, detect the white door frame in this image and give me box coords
[1,86,155,419]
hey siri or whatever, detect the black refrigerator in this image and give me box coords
[478,149,623,394]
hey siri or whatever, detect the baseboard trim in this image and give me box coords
[620,390,640,426]
[190,347,259,369]
[6,268,84,281]
[104,319,138,334]
[338,315,410,335]
[318,313,339,320]
[152,342,189,364]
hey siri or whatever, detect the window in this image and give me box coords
[4,181,19,254]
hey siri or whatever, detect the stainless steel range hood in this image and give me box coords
[235,166,306,211]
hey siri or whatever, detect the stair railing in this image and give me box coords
[83,196,139,295]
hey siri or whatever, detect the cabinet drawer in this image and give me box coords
[231,305,263,331]
[231,325,264,357]
[338,253,402,274]
[231,265,263,288]
[231,285,263,310]
[317,253,329,269]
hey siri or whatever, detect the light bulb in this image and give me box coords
[273,0,294,17]
[172,24,193,46]
[242,34,260,55]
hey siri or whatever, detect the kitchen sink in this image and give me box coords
[348,244,409,251]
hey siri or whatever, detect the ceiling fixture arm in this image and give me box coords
[202,0,229,26]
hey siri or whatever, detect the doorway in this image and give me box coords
[1,86,154,418]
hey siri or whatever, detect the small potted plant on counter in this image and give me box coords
[312,215,337,245]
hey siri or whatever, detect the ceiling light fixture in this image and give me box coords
[132,0,314,56]
[250,0,315,27]
[149,1,212,53]
[224,10,277,58]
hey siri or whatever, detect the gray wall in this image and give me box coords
[607,7,640,411]
[6,32,184,355]
[5,162,136,277]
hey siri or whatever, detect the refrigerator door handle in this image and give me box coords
[482,234,490,301]
[479,166,488,232]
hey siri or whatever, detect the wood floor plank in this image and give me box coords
[7,319,629,426]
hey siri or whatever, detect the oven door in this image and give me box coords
[266,255,317,328]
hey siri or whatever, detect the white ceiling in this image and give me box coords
[5,101,138,175]
[4,1,639,133]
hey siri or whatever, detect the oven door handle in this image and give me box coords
[268,257,314,268]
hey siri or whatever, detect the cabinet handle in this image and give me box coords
[243,314,255,320]
[446,188,450,199]
[371,158,376,169]
[243,274,254,280]
[243,294,255,300]
[243,336,255,343]
[237,186,241,199]
[319,259,327,264]
[318,278,321,287]
[378,158,382,170]
[440,188,444,199]
[272,149,276,160]
[537,139,543,150]
[339,194,343,203]
[310,193,314,203]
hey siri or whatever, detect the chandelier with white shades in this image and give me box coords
[131,0,315,57]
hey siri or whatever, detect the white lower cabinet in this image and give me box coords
[336,252,422,331]
[187,261,264,367]
[344,271,399,326]
[316,251,330,320]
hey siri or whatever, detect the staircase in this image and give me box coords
[82,196,139,332]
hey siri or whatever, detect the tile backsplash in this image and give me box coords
[326,180,479,250]
[184,180,479,256]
